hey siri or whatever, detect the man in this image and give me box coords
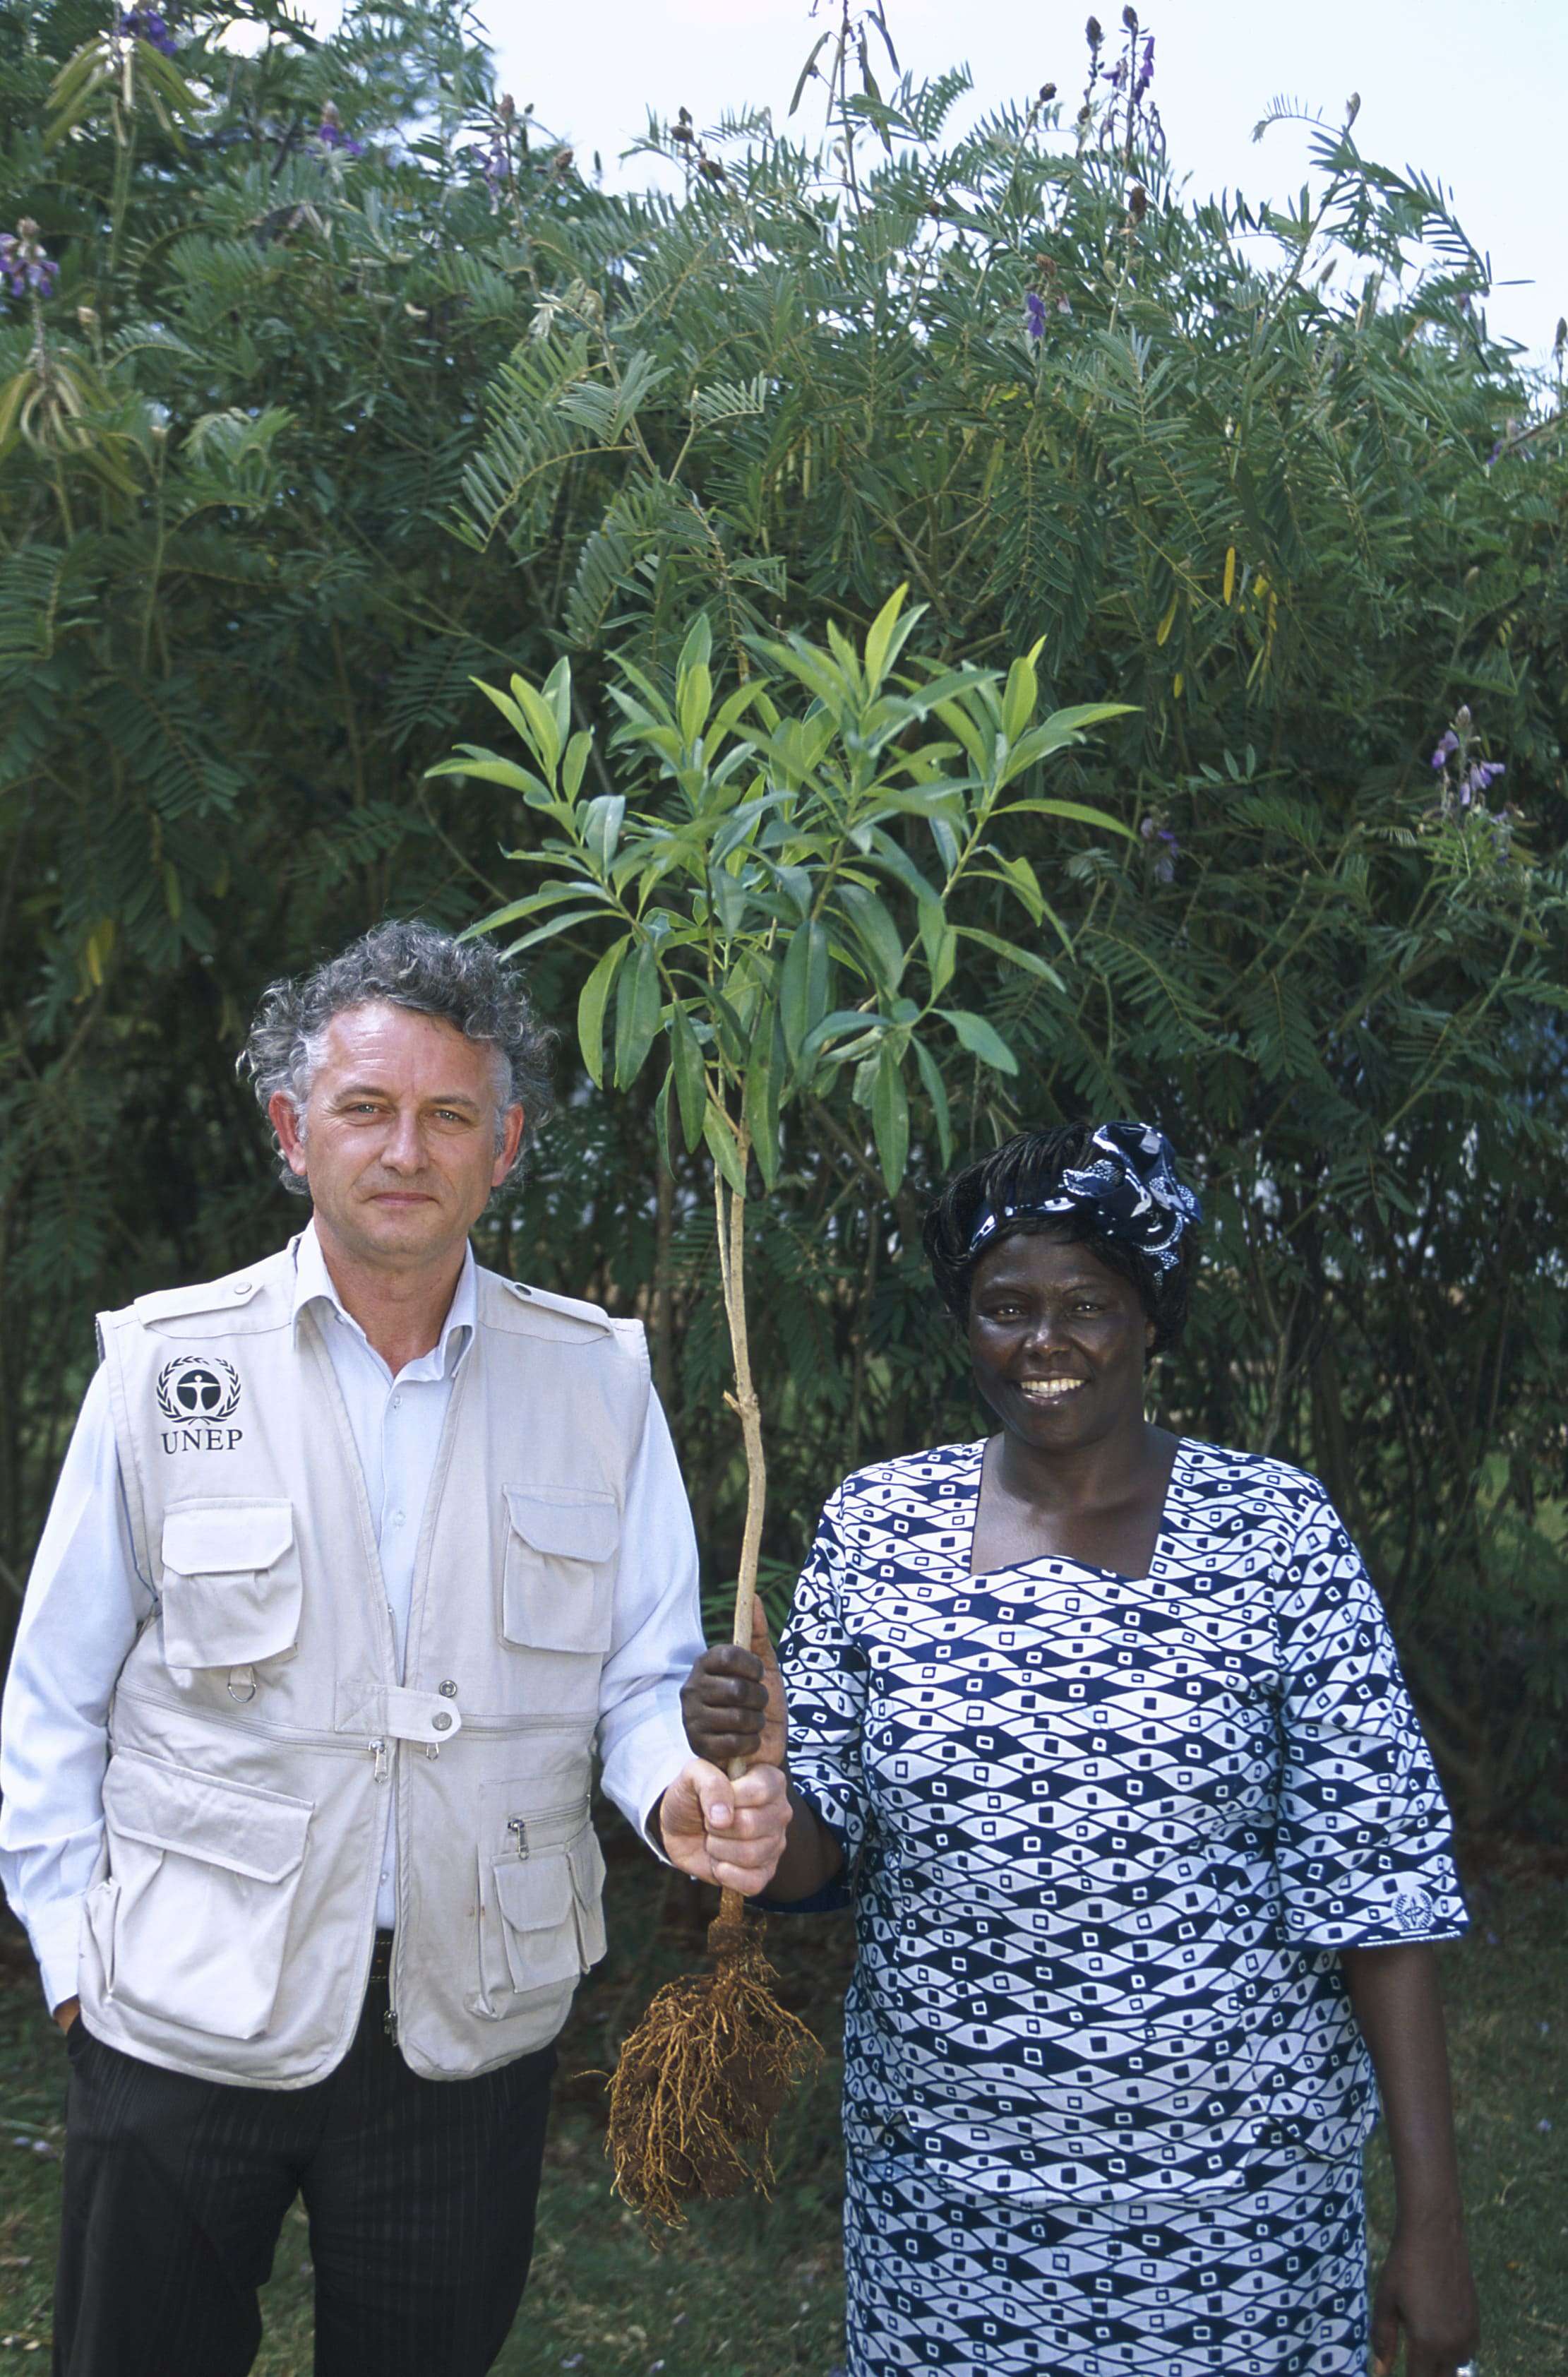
[0,919,787,2377]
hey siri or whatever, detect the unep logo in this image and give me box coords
[157,1355,242,1424]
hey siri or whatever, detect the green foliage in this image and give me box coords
[1,0,1565,1828]
[448,592,1130,1199]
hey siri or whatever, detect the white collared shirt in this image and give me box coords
[0,1225,703,2008]
[291,1222,476,1931]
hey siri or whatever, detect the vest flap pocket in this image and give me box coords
[104,1749,311,1884]
[504,1490,620,1566]
[98,1751,313,2041]
[490,1855,581,1994]
[502,1490,618,1655]
[159,1499,302,1672]
[163,1501,294,1576]
[493,1857,573,1931]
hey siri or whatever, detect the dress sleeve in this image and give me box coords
[1273,1488,1467,1949]
[767,1489,869,1913]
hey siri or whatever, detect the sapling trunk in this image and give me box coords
[602,1116,822,2227]
[714,1135,766,1928]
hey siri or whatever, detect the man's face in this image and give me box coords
[268,1001,524,1275]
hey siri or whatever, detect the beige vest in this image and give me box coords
[82,1242,651,2088]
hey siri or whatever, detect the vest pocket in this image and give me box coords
[160,1500,301,1672]
[98,1748,312,2040]
[477,1825,607,2012]
[501,1489,618,1653]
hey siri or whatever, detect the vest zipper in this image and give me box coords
[455,1712,585,1736]
[370,1738,390,1782]
[116,1683,382,1757]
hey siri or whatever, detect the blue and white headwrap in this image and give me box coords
[966,1122,1201,1274]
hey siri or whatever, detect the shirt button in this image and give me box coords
[390,1512,406,1528]
[391,1395,402,1410]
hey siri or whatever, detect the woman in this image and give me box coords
[684,1122,1480,2377]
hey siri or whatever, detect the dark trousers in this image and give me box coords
[53,1987,556,2377]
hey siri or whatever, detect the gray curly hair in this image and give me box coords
[240,919,556,1197]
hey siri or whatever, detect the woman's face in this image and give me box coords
[966,1231,1152,1451]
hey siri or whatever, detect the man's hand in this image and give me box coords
[679,1601,786,1770]
[53,1996,80,2035]
[655,1757,789,1893]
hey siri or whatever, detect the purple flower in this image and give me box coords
[1024,291,1048,342]
[1430,729,1459,770]
[0,222,59,308]
[1141,816,1180,881]
[1137,34,1155,93]
[317,105,366,158]
[1462,760,1505,800]
[118,7,179,56]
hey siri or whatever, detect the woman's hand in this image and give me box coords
[1371,2208,1479,2377]
[1341,1943,1478,2377]
[680,1599,786,1770]
[654,1758,789,1893]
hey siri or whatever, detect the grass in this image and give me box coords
[1,1834,1564,2374]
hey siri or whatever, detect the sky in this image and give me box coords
[313,0,1568,372]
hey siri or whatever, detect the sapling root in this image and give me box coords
[604,1893,822,2229]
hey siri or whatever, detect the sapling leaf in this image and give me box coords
[1003,796,1137,839]
[462,881,595,937]
[584,793,626,870]
[561,731,593,804]
[938,1008,1019,1073]
[743,1026,782,1189]
[704,1106,748,1196]
[863,583,921,689]
[779,918,831,1066]
[871,1044,909,1196]
[957,925,1065,988]
[503,908,609,953]
[542,657,573,754]
[425,749,551,802]
[577,938,628,1088]
[614,940,664,1087]
[653,1068,674,1176]
[1000,649,1038,744]
[839,883,906,989]
[507,673,563,777]
[911,1038,954,1167]
[670,1003,708,1150]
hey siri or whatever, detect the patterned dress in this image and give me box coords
[774,1437,1466,2377]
